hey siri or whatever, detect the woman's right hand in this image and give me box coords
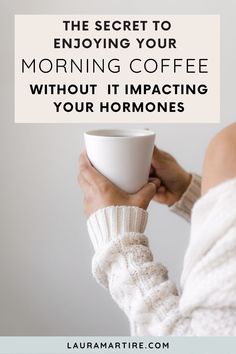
[149,146,192,206]
[79,151,161,218]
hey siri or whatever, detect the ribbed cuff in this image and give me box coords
[87,206,148,253]
[170,173,201,222]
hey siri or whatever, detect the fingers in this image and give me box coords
[149,177,165,191]
[79,151,95,173]
[77,170,89,189]
[133,179,161,209]
[79,151,108,185]
[138,182,157,205]
[157,185,166,193]
[148,178,161,189]
[79,150,89,167]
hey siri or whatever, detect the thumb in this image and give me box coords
[133,180,159,209]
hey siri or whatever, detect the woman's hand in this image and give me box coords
[78,151,161,218]
[149,146,191,206]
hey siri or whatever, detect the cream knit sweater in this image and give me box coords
[87,174,236,335]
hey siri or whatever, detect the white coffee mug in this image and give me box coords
[84,129,156,193]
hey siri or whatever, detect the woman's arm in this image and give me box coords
[78,151,181,335]
[79,152,236,336]
[88,199,236,336]
[87,205,182,336]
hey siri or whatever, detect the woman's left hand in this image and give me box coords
[78,151,161,218]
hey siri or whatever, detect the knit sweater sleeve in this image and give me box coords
[170,173,201,222]
[87,206,181,336]
[87,178,236,336]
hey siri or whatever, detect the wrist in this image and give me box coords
[87,205,148,253]
[170,173,202,220]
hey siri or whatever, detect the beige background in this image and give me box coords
[0,0,235,335]
[15,15,220,123]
